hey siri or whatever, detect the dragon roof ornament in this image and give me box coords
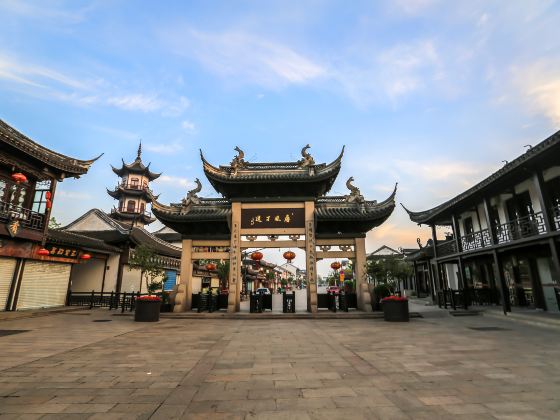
[230,146,246,175]
[298,144,315,168]
[181,178,202,207]
[345,177,366,204]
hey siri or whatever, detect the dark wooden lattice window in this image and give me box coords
[32,180,52,214]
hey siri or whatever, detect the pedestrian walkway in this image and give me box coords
[1,308,559,418]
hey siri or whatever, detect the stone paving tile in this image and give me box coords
[1,311,560,419]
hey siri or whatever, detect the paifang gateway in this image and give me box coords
[152,145,397,313]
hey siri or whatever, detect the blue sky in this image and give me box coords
[1,0,560,258]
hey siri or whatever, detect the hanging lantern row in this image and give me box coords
[330,261,342,271]
[283,251,296,263]
[206,262,217,271]
[11,172,27,184]
[80,254,91,260]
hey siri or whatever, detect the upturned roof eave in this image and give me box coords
[0,119,101,178]
[400,129,560,225]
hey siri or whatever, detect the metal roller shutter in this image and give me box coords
[17,261,71,310]
[164,270,177,291]
[0,257,17,311]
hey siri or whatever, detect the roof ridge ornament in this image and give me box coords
[345,176,365,204]
[182,178,202,207]
[298,144,315,168]
[137,140,142,160]
[230,146,247,175]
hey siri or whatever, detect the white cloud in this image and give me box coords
[144,142,184,155]
[392,0,440,15]
[0,0,91,24]
[512,60,560,126]
[0,52,190,116]
[181,120,196,132]
[163,28,326,89]
[107,94,164,113]
[158,175,194,188]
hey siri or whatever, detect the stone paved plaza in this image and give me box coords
[1,309,560,419]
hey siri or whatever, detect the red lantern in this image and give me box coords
[330,261,341,271]
[80,253,91,260]
[250,251,263,268]
[46,191,52,200]
[250,251,263,262]
[45,199,52,210]
[37,248,50,256]
[206,262,217,271]
[11,172,27,183]
[283,251,296,263]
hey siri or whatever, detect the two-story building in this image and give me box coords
[403,130,560,313]
[0,119,104,310]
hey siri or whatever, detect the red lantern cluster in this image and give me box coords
[80,253,91,260]
[283,251,296,263]
[11,172,27,183]
[330,261,342,271]
[206,262,217,271]
[37,248,50,256]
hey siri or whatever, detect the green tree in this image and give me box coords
[216,260,229,290]
[128,244,165,295]
[49,217,62,229]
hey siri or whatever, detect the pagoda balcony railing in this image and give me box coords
[494,211,547,244]
[552,205,560,231]
[461,229,492,252]
[117,183,153,193]
[111,207,152,218]
[436,240,457,257]
[0,200,46,231]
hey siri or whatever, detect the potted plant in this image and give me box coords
[128,245,165,322]
[134,295,162,322]
[382,295,409,322]
[372,283,392,311]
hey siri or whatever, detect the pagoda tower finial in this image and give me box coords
[137,139,142,160]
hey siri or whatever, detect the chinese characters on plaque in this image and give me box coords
[241,208,305,229]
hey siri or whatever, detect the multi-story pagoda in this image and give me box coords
[152,145,396,313]
[108,142,160,227]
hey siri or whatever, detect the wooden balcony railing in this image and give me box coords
[494,211,547,244]
[553,205,560,231]
[461,228,492,252]
[436,240,457,257]
[0,200,46,231]
[111,207,152,218]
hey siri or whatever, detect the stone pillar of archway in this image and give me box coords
[228,202,242,313]
[354,237,371,312]
[305,201,318,313]
[174,239,192,312]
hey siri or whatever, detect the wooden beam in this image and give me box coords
[191,252,230,260]
[240,228,305,235]
[316,251,356,259]
[192,240,230,247]
[316,238,355,246]
[240,240,306,249]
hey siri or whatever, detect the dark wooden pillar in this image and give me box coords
[430,224,441,291]
[549,239,560,287]
[532,171,553,233]
[492,250,511,314]
[457,257,466,289]
[483,197,497,245]
[413,260,418,293]
[451,214,462,253]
